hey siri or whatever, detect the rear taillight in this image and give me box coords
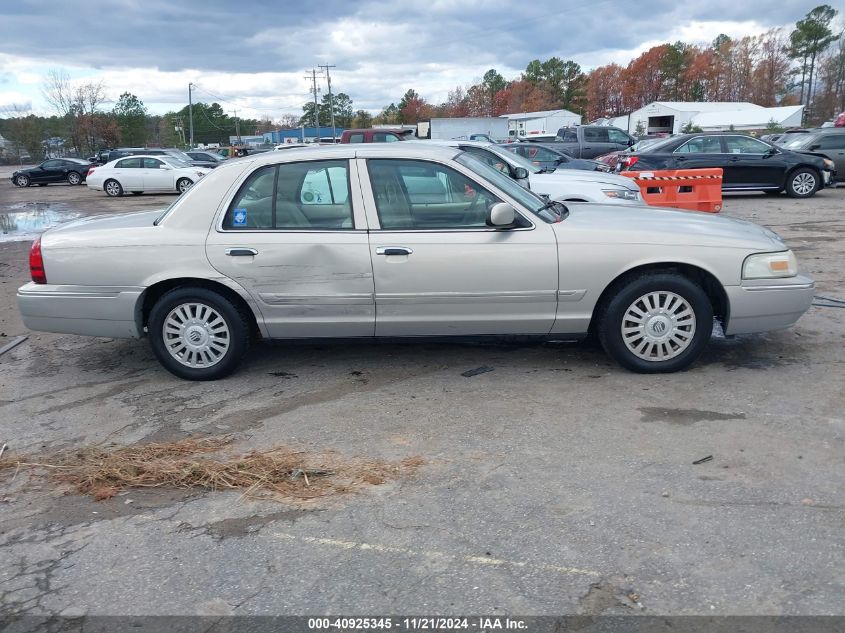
[29,237,46,284]
[623,156,639,169]
[87,167,96,177]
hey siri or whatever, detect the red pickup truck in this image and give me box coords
[339,128,415,143]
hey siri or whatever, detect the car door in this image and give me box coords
[722,135,787,188]
[140,157,174,191]
[813,134,845,175]
[671,135,726,172]
[112,157,144,189]
[607,128,635,152]
[359,156,559,336]
[581,128,614,158]
[36,160,62,183]
[205,157,375,338]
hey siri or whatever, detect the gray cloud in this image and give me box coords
[0,0,818,113]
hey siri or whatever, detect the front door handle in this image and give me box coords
[376,246,413,256]
[225,248,258,257]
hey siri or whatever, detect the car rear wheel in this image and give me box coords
[786,168,819,198]
[67,172,82,185]
[148,287,251,380]
[14,175,30,187]
[177,178,193,194]
[104,179,123,197]
[598,273,712,373]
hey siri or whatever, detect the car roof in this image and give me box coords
[225,143,461,166]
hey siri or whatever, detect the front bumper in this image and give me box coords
[17,282,143,338]
[724,275,815,335]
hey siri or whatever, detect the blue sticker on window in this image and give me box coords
[233,208,247,226]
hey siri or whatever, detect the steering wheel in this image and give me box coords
[461,190,485,225]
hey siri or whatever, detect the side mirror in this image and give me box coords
[513,167,529,180]
[487,202,516,227]
[627,138,636,146]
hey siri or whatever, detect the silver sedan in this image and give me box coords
[17,144,814,380]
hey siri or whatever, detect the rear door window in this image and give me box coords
[115,157,142,168]
[583,128,609,142]
[724,136,770,154]
[675,136,723,154]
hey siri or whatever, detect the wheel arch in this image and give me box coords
[588,261,729,334]
[136,277,264,339]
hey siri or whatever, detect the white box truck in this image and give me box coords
[422,118,510,142]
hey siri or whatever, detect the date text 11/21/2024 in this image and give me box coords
[307,617,528,630]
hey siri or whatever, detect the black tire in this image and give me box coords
[14,174,30,187]
[785,168,819,198]
[147,287,252,381]
[176,178,193,194]
[104,179,124,197]
[598,273,713,373]
[67,171,82,185]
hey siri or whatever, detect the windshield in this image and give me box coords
[456,152,562,223]
[781,135,811,149]
[490,145,542,174]
[162,156,192,168]
[637,137,677,153]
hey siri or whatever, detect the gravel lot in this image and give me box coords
[0,172,843,619]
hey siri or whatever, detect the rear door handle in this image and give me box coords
[376,246,413,256]
[225,248,258,257]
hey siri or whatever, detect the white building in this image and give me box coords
[500,109,581,138]
[622,102,804,135]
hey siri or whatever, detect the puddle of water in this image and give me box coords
[0,204,84,242]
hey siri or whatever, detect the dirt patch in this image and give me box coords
[638,407,746,425]
[0,436,424,502]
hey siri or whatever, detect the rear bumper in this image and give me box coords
[724,276,815,335]
[17,282,143,338]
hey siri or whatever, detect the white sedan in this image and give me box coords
[86,155,211,197]
[423,140,642,204]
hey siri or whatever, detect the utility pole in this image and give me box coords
[304,69,321,136]
[231,109,241,144]
[188,82,194,149]
[318,64,337,142]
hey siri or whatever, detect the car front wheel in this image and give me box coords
[14,175,30,187]
[148,287,251,380]
[104,179,124,197]
[598,273,712,373]
[67,171,82,185]
[786,168,819,198]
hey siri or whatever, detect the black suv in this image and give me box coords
[620,132,836,198]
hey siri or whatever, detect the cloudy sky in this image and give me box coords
[0,0,818,118]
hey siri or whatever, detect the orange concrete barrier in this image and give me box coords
[621,168,723,213]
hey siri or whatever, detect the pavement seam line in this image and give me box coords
[271,531,601,577]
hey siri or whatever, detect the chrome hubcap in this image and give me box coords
[163,302,230,368]
[16,176,27,186]
[106,182,120,195]
[621,291,696,362]
[69,173,80,184]
[792,172,815,195]
[179,180,192,192]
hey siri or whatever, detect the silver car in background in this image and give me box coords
[18,144,813,380]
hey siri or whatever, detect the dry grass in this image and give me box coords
[0,436,424,501]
